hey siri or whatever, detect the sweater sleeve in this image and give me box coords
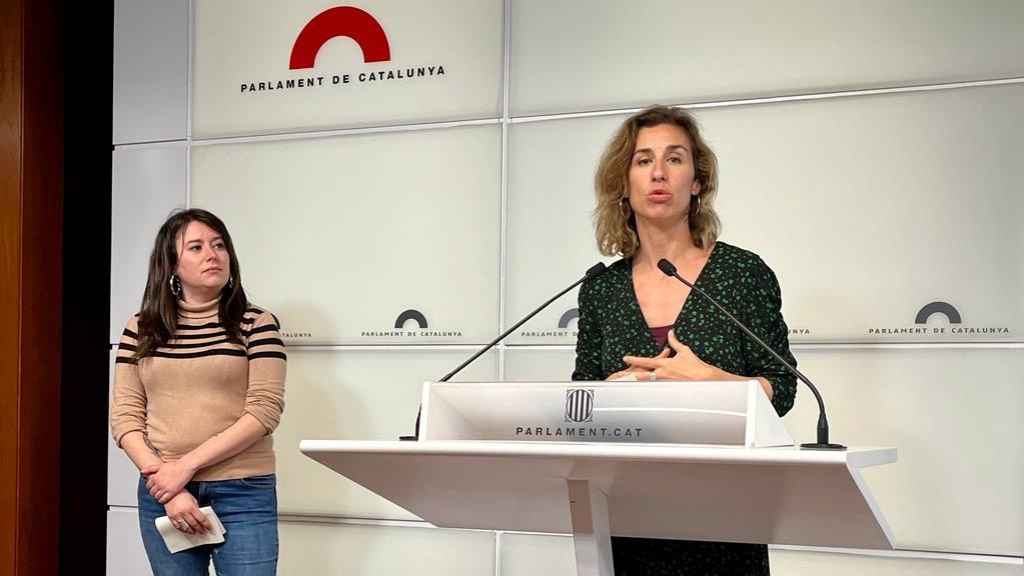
[245,310,287,433]
[741,257,798,417]
[572,279,605,381]
[110,316,148,447]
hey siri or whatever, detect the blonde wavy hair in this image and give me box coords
[594,105,720,257]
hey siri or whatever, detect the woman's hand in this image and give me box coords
[623,331,718,381]
[142,459,197,504]
[163,490,211,535]
[607,348,670,381]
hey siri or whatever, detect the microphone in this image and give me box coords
[400,261,611,440]
[656,258,844,451]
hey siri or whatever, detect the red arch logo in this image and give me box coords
[289,6,390,70]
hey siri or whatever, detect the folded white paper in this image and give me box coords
[155,506,227,553]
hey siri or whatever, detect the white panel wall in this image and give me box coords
[504,348,576,382]
[279,522,495,575]
[107,508,498,576]
[511,0,1024,116]
[505,117,613,345]
[769,548,1023,576]
[708,87,1024,345]
[507,84,1024,344]
[113,0,188,143]
[499,533,577,576]
[110,0,1024,573]
[275,350,498,517]
[191,125,502,345]
[108,351,138,507]
[787,347,1024,556]
[110,143,188,343]
[107,508,150,576]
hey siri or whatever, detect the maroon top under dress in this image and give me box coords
[649,324,673,350]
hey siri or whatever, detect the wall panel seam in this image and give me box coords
[185,0,194,208]
[497,0,512,383]
[494,530,503,576]
[190,118,502,146]
[265,342,1024,352]
[509,76,1024,124]
[771,544,1024,565]
[176,77,1024,147]
[111,138,189,149]
[108,342,1024,350]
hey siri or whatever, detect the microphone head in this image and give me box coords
[585,262,608,278]
[656,258,677,277]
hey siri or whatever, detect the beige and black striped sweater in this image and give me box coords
[111,298,287,481]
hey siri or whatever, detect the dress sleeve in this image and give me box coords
[110,316,148,447]
[741,258,798,416]
[572,280,604,381]
[245,310,287,433]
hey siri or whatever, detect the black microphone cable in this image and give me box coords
[401,261,611,440]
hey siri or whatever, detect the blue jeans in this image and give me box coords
[137,474,279,575]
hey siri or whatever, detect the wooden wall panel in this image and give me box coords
[0,0,25,572]
[0,0,64,574]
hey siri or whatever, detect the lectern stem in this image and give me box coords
[567,479,614,576]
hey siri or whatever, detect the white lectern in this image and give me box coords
[301,381,896,576]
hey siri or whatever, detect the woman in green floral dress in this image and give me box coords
[573,105,798,575]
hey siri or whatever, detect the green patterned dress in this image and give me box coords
[573,241,797,576]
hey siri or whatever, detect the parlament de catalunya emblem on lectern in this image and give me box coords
[565,389,595,423]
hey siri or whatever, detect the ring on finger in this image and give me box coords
[649,371,657,382]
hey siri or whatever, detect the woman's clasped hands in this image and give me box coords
[612,331,718,382]
[142,459,211,535]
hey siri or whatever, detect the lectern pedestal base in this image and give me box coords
[568,479,614,576]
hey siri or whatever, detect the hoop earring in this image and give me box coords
[693,194,701,214]
[621,196,640,233]
[169,274,182,297]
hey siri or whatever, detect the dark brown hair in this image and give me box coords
[134,209,248,357]
[594,105,721,256]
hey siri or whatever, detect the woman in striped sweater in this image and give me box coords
[111,208,286,575]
